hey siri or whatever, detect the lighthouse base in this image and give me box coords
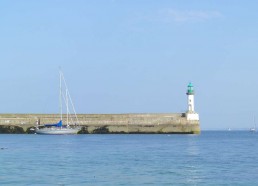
[186,112,199,121]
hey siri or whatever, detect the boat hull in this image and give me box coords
[35,127,80,135]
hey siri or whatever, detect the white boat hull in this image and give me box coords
[35,127,80,135]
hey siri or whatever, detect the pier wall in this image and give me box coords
[0,113,200,134]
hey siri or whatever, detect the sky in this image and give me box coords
[0,0,258,130]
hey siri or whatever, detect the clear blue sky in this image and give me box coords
[0,0,257,130]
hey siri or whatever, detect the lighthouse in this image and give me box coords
[186,82,199,120]
[186,82,195,112]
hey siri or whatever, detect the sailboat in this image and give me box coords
[250,116,256,132]
[35,70,81,135]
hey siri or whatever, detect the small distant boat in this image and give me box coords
[35,70,81,135]
[250,128,256,132]
[250,116,256,132]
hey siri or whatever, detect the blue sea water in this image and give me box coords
[0,131,258,185]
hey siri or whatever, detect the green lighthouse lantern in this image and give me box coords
[186,82,194,95]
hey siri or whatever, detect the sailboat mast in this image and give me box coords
[66,88,69,127]
[59,70,62,122]
[59,70,79,126]
[254,116,256,130]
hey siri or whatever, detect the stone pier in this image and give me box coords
[0,113,200,134]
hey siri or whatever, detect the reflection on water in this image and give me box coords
[185,137,203,185]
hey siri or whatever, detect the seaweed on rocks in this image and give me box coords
[92,126,109,134]
[0,125,25,134]
[78,126,89,134]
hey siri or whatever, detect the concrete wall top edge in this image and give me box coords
[0,113,184,117]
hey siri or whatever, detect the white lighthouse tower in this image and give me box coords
[186,82,199,120]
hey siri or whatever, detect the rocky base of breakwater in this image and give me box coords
[0,125,199,134]
[0,125,33,134]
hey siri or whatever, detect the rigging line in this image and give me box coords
[60,70,79,125]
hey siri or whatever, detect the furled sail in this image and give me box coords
[44,120,62,127]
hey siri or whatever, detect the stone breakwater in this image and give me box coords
[0,113,200,134]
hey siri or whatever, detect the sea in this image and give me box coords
[0,131,258,186]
